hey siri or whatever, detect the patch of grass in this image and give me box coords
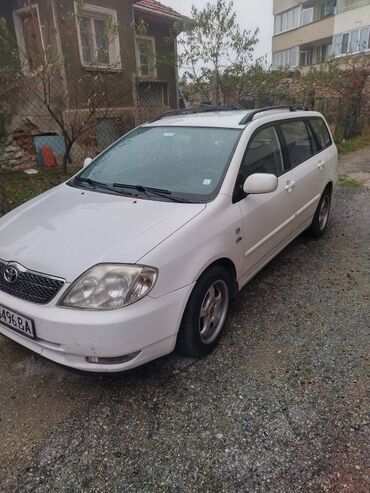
[336,133,370,155]
[338,175,362,189]
[0,167,79,214]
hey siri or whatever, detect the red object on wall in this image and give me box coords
[40,146,57,168]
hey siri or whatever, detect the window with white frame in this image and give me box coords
[302,8,314,26]
[359,26,370,50]
[274,6,300,35]
[136,36,157,78]
[272,47,298,68]
[333,26,370,56]
[13,5,45,73]
[75,2,121,68]
[300,50,310,66]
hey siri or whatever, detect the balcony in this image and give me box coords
[272,15,335,51]
[337,0,370,12]
[274,0,337,16]
[298,38,333,66]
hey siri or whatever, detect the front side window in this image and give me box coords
[279,120,314,167]
[239,126,284,183]
[136,36,156,77]
[75,126,241,202]
[309,118,332,150]
[76,3,120,67]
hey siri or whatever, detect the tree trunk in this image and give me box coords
[340,93,362,140]
[211,70,220,106]
[62,139,73,174]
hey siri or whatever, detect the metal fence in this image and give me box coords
[0,72,176,171]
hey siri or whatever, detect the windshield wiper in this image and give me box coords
[71,177,133,196]
[112,183,191,203]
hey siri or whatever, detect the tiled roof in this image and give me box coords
[134,0,183,20]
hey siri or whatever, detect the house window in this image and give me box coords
[75,3,121,68]
[302,8,314,26]
[359,27,370,51]
[300,50,310,66]
[341,32,350,54]
[13,5,44,73]
[274,6,300,35]
[272,47,298,69]
[138,81,167,107]
[349,30,360,52]
[333,26,370,56]
[136,36,157,78]
[333,34,342,56]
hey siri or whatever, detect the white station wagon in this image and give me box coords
[0,106,337,372]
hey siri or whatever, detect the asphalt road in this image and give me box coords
[0,186,369,493]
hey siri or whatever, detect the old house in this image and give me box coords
[0,0,184,168]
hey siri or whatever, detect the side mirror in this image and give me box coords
[243,173,278,195]
[83,157,93,168]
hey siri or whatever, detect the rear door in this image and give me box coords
[236,124,299,282]
[277,119,322,235]
[307,116,337,187]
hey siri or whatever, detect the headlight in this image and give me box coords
[59,264,157,310]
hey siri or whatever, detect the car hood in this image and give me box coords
[0,184,206,282]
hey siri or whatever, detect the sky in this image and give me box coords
[165,0,274,63]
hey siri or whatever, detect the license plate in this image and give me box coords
[0,304,35,339]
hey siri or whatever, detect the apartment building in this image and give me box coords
[272,0,370,69]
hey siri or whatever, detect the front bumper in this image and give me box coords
[0,284,194,372]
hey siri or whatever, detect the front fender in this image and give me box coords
[140,196,244,298]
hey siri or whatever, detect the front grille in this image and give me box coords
[0,260,65,304]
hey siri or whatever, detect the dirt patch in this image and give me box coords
[339,146,370,188]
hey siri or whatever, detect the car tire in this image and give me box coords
[176,265,231,358]
[307,187,332,238]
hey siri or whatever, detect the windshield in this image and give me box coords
[74,126,241,203]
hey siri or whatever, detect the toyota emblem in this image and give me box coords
[4,266,19,284]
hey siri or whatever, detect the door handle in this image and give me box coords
[285,180,295,192]
[318,160,325,170]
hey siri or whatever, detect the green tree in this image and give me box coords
[312,55,370,139]
[177,0,258,105]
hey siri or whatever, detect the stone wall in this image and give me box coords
[0,122,39,170]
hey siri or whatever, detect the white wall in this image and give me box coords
[334,4,370,33]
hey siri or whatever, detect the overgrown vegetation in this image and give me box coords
[178,1,370,139]
[177,0,258,105]
[336,133,370,155]
[338,175,362,188]
[0,168,78,214]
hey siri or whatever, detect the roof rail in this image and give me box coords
[239,105,309,125]
[149,104,240,123]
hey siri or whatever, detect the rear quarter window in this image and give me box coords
[308,118,332,151]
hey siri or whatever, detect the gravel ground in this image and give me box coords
[0,186,369,493]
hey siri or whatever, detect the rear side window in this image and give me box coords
[309,118,332,151]
[239,126,284,181]
[279,120,314,167]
